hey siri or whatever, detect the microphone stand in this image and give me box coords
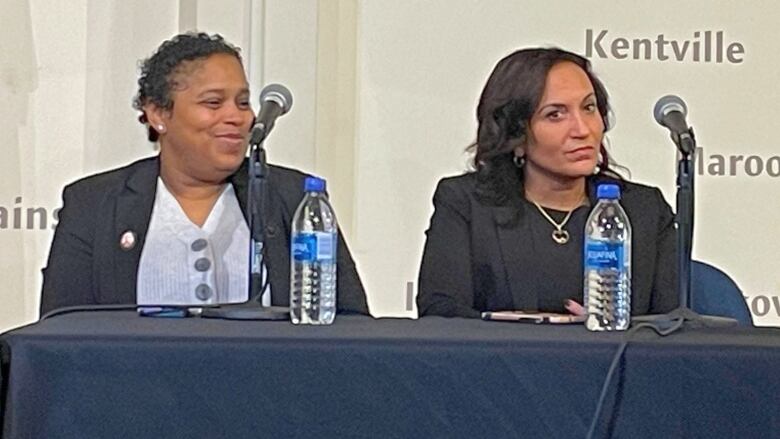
[634,127,736,328]
[200,125,289,320]
[675,129,696,311]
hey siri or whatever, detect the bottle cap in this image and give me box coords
[304,176,326,192]
[597,183,621,200]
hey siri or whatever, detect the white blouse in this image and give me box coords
[137,178,270,306]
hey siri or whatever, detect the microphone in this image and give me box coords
[653,95,695,154]
[251,83,293,144]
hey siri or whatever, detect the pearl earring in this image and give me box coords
[157,124,165,132]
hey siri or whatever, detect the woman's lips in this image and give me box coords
[216,133,244,140]
[215,134,246,150]
[565,146,596,160]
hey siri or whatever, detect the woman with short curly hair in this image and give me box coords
[40,32,369,316]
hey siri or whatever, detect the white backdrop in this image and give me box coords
[1,0,779,330]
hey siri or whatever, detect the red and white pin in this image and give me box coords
[119,230,137,251]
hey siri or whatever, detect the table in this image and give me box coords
[2,312,779,438]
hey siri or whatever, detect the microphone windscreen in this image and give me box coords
[653,95,687,125]
[260,83,293,114]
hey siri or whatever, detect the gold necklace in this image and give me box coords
[529,196,585,245]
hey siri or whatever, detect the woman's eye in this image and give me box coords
[584,103,597,112]
[546,111,562,120]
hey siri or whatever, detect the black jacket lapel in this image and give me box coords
[264,167,295,306]
[493,202,538,311]
[110,158,158,305]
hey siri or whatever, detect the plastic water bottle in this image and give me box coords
[290,177,338,325]
[583,184,632,331]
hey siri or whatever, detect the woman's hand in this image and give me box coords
[564,299,586,316]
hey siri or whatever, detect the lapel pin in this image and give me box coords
[120,230,137,251]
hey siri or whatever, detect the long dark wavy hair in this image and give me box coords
[470,47,622,206]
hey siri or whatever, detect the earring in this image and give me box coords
[513,155,526,168]
[157,124,165,132]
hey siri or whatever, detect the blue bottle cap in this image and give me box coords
[597,184,621,199]
[304,176,326,192]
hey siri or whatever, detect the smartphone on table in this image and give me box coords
[481,311,586,324]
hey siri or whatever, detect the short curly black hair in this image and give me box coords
[133,32,243,142]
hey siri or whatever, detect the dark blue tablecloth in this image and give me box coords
[2,312,779,438]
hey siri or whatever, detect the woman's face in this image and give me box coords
[152,53,254,183]
[516,61,604,185]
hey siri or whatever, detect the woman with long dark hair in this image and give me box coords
[417,48,677,318]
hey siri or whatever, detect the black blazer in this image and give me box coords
[417,173,678,318]
[40,156,369,315]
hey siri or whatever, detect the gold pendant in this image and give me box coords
[552,229,569,245]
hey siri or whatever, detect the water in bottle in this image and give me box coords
[583,184,632,331]
[290,177,338,325]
